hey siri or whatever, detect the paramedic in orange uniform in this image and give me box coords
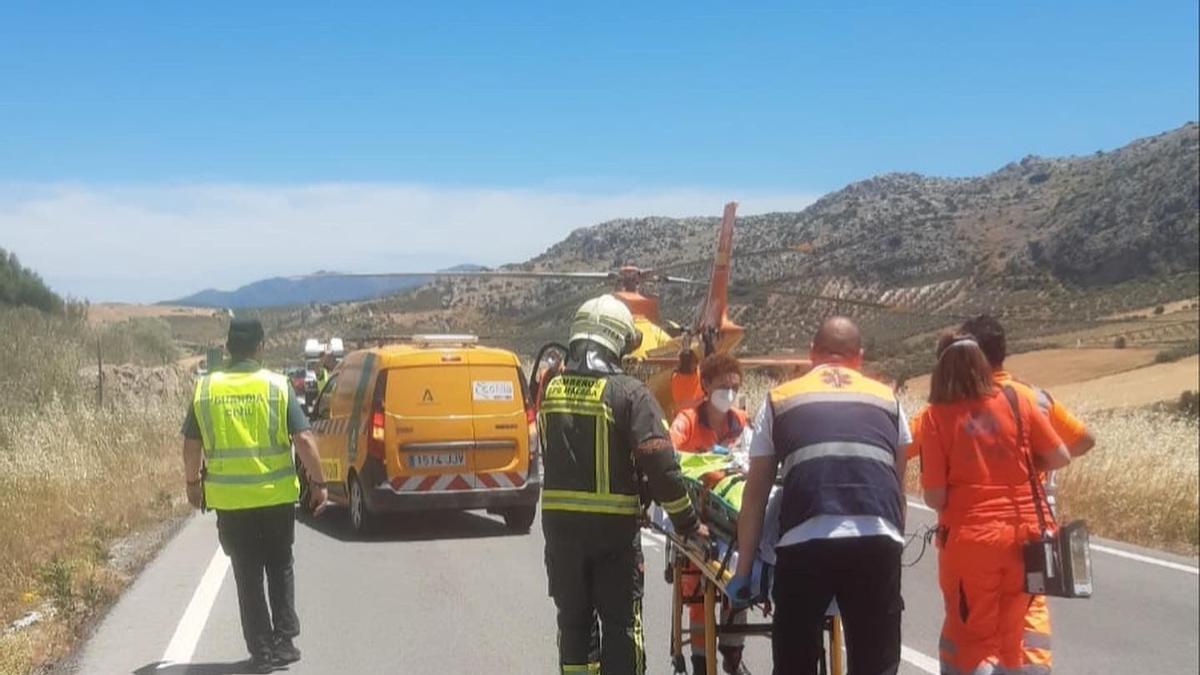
[961,315,1094,673]
[669,353,747,675]
[916,335,1071,675]
[670,353,748,453]
[671,347,706,417]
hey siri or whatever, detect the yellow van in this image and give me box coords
[307,335,540,534]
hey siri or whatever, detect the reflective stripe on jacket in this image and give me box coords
[193,368,299,510]
[769,365,902,533]
[539,374,642,517]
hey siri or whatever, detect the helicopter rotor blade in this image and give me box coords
[651,274,706,286]
[752,287,904,311]
[287,270,615,282]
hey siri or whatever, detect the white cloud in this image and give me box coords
[0,182,818,302]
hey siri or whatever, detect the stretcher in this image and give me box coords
[650,451,846,675]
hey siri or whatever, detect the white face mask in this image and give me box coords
[709,388,737,413]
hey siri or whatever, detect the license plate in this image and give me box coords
[407,451,466,469]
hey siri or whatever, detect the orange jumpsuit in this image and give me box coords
[669,404,748,665]
[916,390,1065,674]
[670,370,705,418]
[910,372,1088,673]
[995,372,1088,674]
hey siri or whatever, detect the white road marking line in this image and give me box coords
[1089,543,1199,575]
[901,645,940,673]
[158,547,229,669]
[643,527,940,672]
[906,499,934,513]
[907,499,1200,575]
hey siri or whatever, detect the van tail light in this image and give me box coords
[367,411,386,460]
[367,371,388,461]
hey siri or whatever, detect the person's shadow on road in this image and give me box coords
[134,661,288,675]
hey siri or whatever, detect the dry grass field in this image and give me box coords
[1052,356,1199,411]
[86,303,214,326]
[904,348,1162,399]
[0,308,191,675]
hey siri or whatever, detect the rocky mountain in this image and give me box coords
[434,123,1199,337]
[173,264,486,309]
[258,124,1199,375]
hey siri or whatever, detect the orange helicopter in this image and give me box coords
[318,201,900,413]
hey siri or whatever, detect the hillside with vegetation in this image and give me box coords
[0,270,192,672]
[0,247,65,314]
[264,123,1199,379]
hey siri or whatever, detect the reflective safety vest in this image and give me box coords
[538,374,644,517]
[193,368,299,510]
[769,365,902,533]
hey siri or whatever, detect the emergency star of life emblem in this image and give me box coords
[821,369,853,389]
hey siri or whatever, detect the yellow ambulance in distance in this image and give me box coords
[306,335,540,534]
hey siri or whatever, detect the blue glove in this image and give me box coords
[711,444,730,456]
[726,573,753,610]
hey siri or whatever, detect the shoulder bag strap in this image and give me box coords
[1002,385,1051,538]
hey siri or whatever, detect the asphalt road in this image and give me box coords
[69,502,1199,675]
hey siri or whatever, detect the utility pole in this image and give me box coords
[96,336,104,408]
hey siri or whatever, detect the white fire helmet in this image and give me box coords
[569,294,637,357]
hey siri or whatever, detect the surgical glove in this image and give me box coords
[711,444,730,456]
[726,573,753,610]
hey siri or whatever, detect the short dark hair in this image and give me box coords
[700,353,742,386]
[226,318,264,361]
[960,314,1006,368]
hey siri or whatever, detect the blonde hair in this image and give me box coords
[929,334,996,404]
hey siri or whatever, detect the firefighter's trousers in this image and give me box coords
[937,523,1043,675]
[544,514,646,675]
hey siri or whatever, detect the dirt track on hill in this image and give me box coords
[1052,355,1199,410]
[905,347,1161,399]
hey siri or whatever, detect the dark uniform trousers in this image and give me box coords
[772,535,903,675]
[216,503,300,657]
[544,514,646,675]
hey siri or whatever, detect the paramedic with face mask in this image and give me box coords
[669,353,748,674]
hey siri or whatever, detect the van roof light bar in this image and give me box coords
[411,334,479,347]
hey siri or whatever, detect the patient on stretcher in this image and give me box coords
[652,448,781,603]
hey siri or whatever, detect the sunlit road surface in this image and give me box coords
[67,503,1198,675]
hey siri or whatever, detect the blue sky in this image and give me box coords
[0,1,1196,301]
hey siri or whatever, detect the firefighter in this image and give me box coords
[181,319,328,673]
[915,334,1071,674]
[731,317,910,675]
[541,294,707,675]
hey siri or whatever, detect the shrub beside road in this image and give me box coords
[0,308,190,674]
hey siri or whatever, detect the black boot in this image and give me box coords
[272,636,301,665]
[691,654,708,675]
[719,645,745,674]
[247,653,276,674]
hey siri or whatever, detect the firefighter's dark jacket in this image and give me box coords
[539,343,699,535]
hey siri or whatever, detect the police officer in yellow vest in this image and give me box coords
[541,295,706,675]
[731,317,910,675]
[182,319,329,674]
